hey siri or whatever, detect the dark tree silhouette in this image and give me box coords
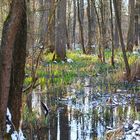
[0,0,27,137]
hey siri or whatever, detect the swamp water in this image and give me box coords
[23,77,140,140]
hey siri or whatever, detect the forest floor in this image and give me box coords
[23,49,140,140]
[25,49,140,88]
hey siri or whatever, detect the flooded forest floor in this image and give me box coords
[23,51,140,140]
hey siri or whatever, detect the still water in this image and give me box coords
[23,77,140,140]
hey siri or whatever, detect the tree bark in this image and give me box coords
[8,0,27,130]
[0,0,27,137]
[77,0,86,54]
[110,0,115,66]
[100,0,106,63]
[127,0,135,52]
[93,0,103,62]
[55,0,67,60]
[113,0,131,78]
[87,0,96,54]
[72,0,77,49]
[114,0,122,48]
[93,0,107,62]
[66,0,72,50]
[47,0,56,52]
[134,0,139,46]
[87,0,92,53]
[90,1,96,52]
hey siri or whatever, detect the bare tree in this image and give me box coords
[127,0,135,52]
[0,0,27,137]
[113,0,131,78]
[8,3,27,131]
[134,0,140,46]
[114,0,122,48]
[77,0,86,54]
[87,0,96,54]
[55,0,67,60]
[47,0,56,52]
[72,0,77,49]
[110,0,115,66]
[100,0,107,63]
[66,0,72,50]
[93,0,103,62]
[93,0,108,62]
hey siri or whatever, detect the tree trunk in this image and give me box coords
[47,0,56,53]
[8,0,27,130]
[127,0,135,52]
[114,0,122,48]
[134,17,139,46]
[134,0,140,46]
[100,0,106,63]
[93,0,103,62]
[66,0,72,50]
[113,0,131,79]
[39,0,46,46]
[72,0,77,49]
[55,0,67,60]
[87,0,92,53]
[0,0,27,137]
[135,16,139,46]
[114,20,119,48]
[77,0,86,54]
[110,0,115,66]
[87,0,96,54]
[90,1,96,52]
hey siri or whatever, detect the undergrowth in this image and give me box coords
[24,50,140,89]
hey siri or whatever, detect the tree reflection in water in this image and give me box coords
[23,77,140,140]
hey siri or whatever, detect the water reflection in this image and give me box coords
[23,77,140,140]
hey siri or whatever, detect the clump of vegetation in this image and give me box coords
[24,49,140,91]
